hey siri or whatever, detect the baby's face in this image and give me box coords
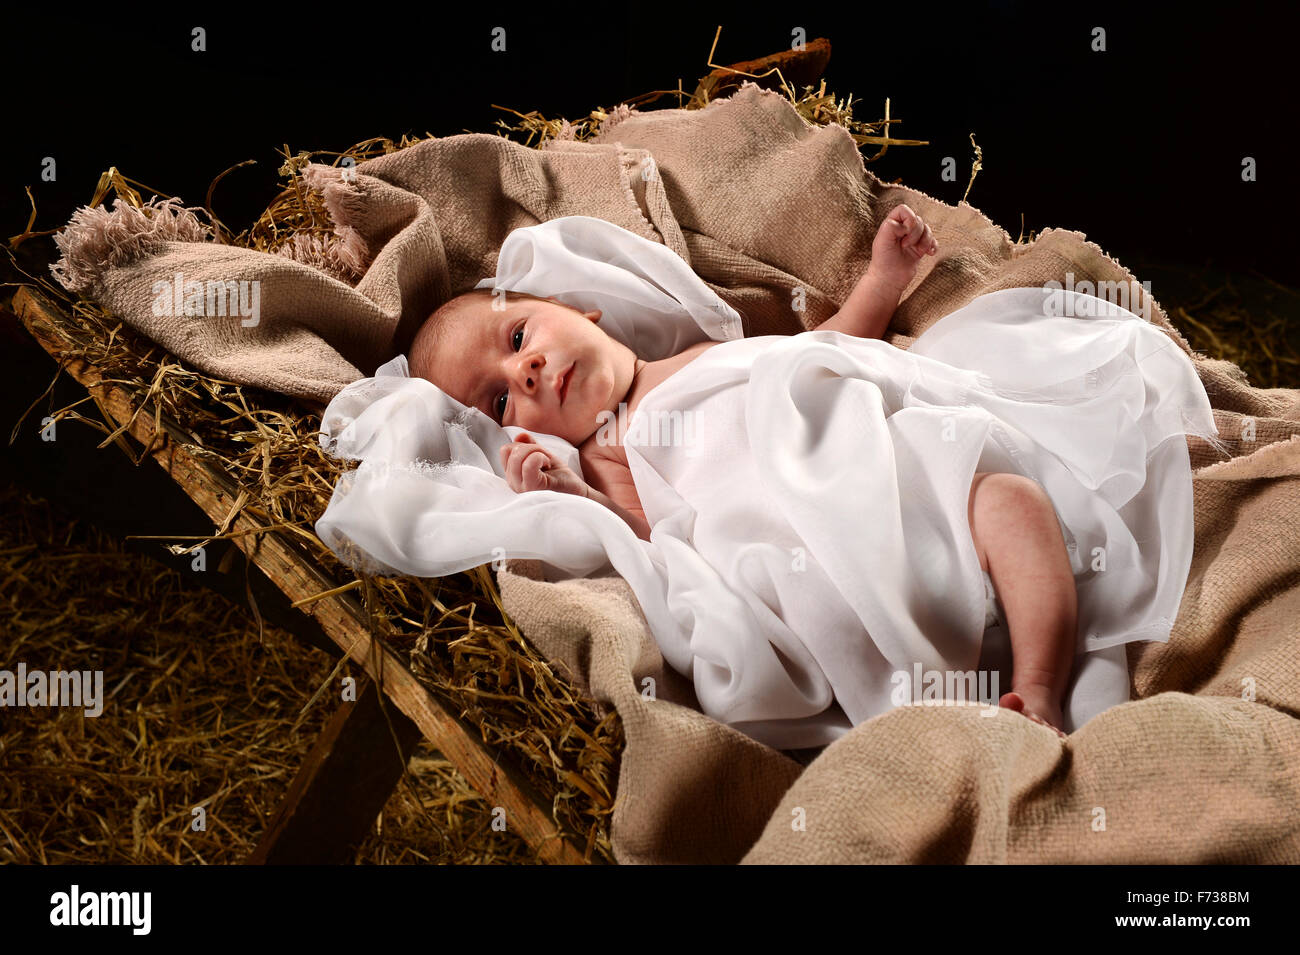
[424,295,637,446]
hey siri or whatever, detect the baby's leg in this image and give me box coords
[967,472,1076,736]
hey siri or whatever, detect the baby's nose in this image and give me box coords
[517,354,543,391]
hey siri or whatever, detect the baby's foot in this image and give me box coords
[999,687,1067,739]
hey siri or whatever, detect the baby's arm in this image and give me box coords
[581,445,651,541]
[817,204,937,341]
[584,483,652,542]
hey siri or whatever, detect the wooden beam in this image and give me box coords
[9,286,592,864]
[249,676,423,864]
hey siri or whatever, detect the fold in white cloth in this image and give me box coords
[315,215,1222,749]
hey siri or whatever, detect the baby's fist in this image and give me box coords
[498,432,588,497]
[870,203,938,293]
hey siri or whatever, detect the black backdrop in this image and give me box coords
[2,1,1295,285]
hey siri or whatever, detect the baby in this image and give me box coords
[408,205,1074,736]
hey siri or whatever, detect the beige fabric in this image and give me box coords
[50,130,678,403]
[53,82,1300,863]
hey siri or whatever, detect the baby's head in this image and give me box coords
[408,287,640,446]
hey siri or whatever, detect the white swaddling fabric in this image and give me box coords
[315,215,1223,750]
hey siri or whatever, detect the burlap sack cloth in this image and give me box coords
[51,82,1300,863]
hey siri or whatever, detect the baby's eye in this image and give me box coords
[495,324,525,422]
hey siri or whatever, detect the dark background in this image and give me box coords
[1,0,1295,284]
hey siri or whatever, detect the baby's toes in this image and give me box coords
[998,691,1025,712]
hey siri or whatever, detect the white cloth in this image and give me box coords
[315,215,1223,750]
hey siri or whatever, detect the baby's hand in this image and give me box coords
[870,203,938,295]
[498,432,588,497]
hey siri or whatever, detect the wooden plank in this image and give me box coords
[249,676,423,864]
[9,286,592,864]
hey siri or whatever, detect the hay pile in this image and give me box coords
[0,484,532,863]
[1151,268,1300,389]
